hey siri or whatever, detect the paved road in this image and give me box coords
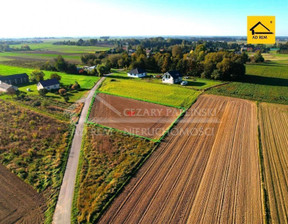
[53,77,106,224]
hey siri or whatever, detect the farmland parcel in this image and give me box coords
[0,100,72,223]
[0,164,45,223]
[88,93,182,139]
[99,95,263,224]
[259,103,288,223]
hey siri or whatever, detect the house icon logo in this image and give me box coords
[250,22,273,35]
[247,16,275,44]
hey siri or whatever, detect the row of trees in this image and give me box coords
[81,44,249,81]
[278,42,288,54]
[0,44,31,52]
[41,55,78,74]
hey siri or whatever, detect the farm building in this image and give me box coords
[0,81,18,93]
[127,68,147,78]
[0,73,29,85]
[162,71,183,84]
[37,79,60,91]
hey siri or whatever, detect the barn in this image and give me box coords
[0,81,18,93]
[0,73,29,85]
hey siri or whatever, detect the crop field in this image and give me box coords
[99,95,263,224]
[88,93,182,139]
[0,100,72,223]
[73,125,155,223]
[0,42,111,65]
[99,76,200,108]
[259,103,288,223]
[207,55,288,105]
[0,64,99,102]
[0,164,45,224]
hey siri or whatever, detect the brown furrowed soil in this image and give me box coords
[0,164,45,224]
[88,93,182,139]
[0,99,71,223]
[99,94,263,224]
[259,103,288,223]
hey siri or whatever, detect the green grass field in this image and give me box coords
[0,41,111,65]
[0,64,99,102]
[9,42,110,53]
[207,56,288,105]
[99,71,202,108]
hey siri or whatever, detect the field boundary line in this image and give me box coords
[71,126,87,224]
[202,81,230,92]
[257,102,271,224]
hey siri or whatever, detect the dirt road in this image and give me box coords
[99,95,263,224]
[53,77,106,224]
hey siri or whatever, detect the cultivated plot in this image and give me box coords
[88,93,182,139]
[99,95,263,224]
[259,103,288,223]
[0,164,45,224]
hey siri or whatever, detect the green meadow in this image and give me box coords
[0,64,99,102]
[208,56,288,105]
[99,71,203,108]
[0,41,111,65]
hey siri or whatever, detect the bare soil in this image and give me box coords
[99,94,263,224]
[259,103,288,223]
[0,164,45,224]
[88,93,182,139]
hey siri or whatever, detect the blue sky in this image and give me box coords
[0,0,287,38]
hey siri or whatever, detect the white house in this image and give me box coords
[162,71,183,84]
[37,79,60,91]
[127,68,147,78]
[0,81,18,93]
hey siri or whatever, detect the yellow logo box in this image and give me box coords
[247,16,275,44]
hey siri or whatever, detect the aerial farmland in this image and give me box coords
[0,2,288,222]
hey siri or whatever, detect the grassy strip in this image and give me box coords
[72,124,159,223]
[86,122,157,142]
[71,126,87,224]
[85,92,98,123]
[158,108,187,142]
[93,142,160,223]
[96,90,186,110]
[257,102,271,224]
[45,124,76,223]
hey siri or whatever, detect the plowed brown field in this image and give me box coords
[0,164,45,224]
[99,94,263,224]
[88,93,182,139]
[259,103,288,223]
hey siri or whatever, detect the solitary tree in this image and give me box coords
[30,70,45,82]
[38,89,48,97]
[50,73,62,81]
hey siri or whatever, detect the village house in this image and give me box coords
[0,73,29,85]
[162,71,183,84]
[0,81,18,93]
[37,79,60,91]
[127,68,147,78]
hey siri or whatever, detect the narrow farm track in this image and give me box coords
[52,77,106,224]
[259,103,288,224]
[99,95,263,224]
